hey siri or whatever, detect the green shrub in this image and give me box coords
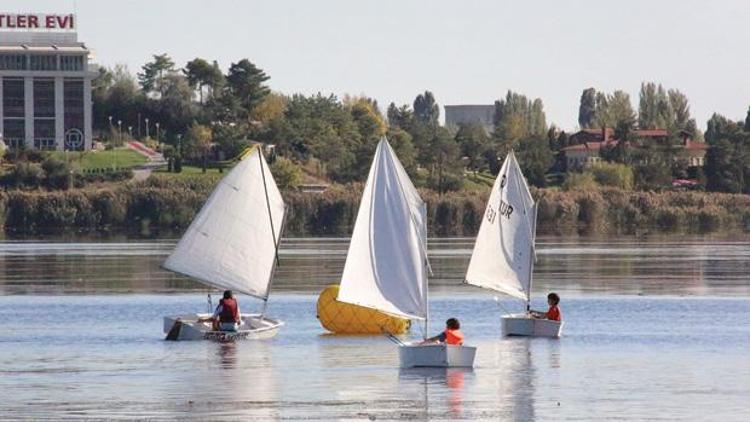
[42,156,75,190]
[271,157,302,190]
[588,162,634,190]
[562,172,598,191]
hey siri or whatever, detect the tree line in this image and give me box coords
[91,54,750,194]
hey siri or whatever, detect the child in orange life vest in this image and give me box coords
[421,318,464,345]
[531,292,561,321]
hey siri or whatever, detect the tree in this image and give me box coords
[606,91,636,129]
[226,59,270,117]
[578,88,597,128]
[94,65,145,140]
[184,58,224,103]
[638,82,676,130]
[270,157,301,189]
[493,91,547,143]
[185,123,213,172]
[516,137,553,187]
[455,122,489,172]
[705,138,742,192]
[207,86,244,125]
[250,92,287,124]
[138,54,175,96]
[668,89,691,131]
[413,91,439,126]
[745,106,750,132]
[387,127,417,176]
[430,127,463,193]
[346,96,387,179]
[151,73,196,142]
[705,113,735,145]
[387,103,413,129]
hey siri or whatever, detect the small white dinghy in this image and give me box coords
[337,138,476,367]
[162,146,286,341]
[464,151,563,338]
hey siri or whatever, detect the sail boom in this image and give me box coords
[161,264,268,301]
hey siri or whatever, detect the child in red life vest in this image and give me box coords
[212,290,242,331]
[421,318,464,345]
[531,292,561,321]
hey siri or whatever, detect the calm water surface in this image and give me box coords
[1,235,749,420]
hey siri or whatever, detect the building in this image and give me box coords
[444,105,494,133]
[562,128,708,170]
[0,13,95,151]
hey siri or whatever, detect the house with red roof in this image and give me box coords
[561,128,708,171]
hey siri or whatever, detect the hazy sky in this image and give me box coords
[7,0,750,130]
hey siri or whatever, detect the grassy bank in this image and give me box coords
[50,149,148,170]
[0,175,749,235]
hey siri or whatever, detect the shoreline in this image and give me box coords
[1,177,749,236]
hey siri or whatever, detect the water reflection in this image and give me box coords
[399,367,474,419]
[1,294,749,420]
[3,235,750,295]
[168,341,281,419]
[217,342,237,368]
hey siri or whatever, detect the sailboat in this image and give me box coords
[337,137,476,367]
[162,145,286,341]
[464,151,563,338]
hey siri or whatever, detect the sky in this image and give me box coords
[6,0,750,130]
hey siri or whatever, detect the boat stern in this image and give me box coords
[398,344,476,368]
[502,313,564,338]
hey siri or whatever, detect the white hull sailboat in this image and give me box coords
[337,138,476,367]
[464,151,563,338]
[163,314,283,341]
[162,146,287,341]
[501,313,563,338]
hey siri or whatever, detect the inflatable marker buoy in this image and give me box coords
[316,284,411,334]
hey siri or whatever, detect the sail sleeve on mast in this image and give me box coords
[163,146,285,299]
[337,138,429,320]
[464,151,536,301]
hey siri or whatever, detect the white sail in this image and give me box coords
[163,146,285,299]
[337,138,429,320]
[464,151,536,301]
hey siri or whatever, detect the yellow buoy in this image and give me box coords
[316,284,411,334]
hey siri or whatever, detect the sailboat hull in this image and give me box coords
[502,313,564,338]
[163,313,283,341]
[398,344,477,368]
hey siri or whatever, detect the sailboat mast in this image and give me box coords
[423,254,429,340]
[258,146,284,319]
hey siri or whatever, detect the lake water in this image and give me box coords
[1,235,749,420]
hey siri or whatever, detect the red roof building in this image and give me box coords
[562,128,707,170]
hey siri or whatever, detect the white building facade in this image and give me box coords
[0,13,95,151]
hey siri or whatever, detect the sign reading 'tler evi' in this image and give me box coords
[0,13,75,31]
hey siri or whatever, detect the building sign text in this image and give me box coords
[0,13,75,31]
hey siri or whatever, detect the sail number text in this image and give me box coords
[486,199,514,223]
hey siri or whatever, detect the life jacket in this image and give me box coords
[546,305,561,321]
[444,328,464,345]
[219,298,240,323]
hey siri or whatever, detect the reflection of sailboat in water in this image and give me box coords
[398,367,474,419]
[164,341,281,419]
[475,339,536,420]
[218,342,237,368]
